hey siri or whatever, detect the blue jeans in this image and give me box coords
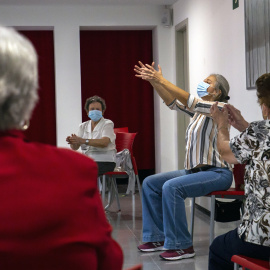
[142,167,233,250]
[209,228,270,270]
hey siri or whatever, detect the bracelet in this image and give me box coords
[217,126,228,132]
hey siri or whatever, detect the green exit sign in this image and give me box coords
[233,0,239,9]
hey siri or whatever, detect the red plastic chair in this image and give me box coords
[231,255,270,270]
[101,132,142,211]
[114,127,129,134]
[190,164,246,244]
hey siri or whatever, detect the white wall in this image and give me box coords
[172,0,260,140]
[0,4,176,173]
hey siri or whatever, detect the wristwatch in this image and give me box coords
[85,139,89,145]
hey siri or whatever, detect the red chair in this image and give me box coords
[101,132,142,211]
[114,127,129,133]
[231,255,270,270]
[190,164,246,244]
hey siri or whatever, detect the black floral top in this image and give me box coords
[230,120,270,246]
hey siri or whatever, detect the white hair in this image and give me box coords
[0,26,38,131]
[210,73,230,103]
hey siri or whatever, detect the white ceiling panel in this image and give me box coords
[0,0,178,5]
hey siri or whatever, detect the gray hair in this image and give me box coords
[210,73,230,103]
[0,26,38,131]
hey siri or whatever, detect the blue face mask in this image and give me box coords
[88,110,102,122]
[197,81,210,98]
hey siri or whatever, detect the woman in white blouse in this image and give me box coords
[66,95,116,175]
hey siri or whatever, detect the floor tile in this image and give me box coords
[106,188,240,270]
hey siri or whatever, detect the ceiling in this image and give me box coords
[0,0,178,5]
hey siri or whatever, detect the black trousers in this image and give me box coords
[208,228,270,270]
[96,162,116,176]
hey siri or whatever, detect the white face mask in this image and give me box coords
[197,82,210,98]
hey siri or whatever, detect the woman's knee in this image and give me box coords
[162,180,185,198]
[142,175,156,189]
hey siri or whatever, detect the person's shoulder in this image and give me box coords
[35,142,96,168]
[102,118,114,125]
[79,120,90,128]
[249,120,269,127]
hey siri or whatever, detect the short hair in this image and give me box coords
[0,26,38,131]
[210,74,230,103]
[84,95,106,113]
[256,73,270,107]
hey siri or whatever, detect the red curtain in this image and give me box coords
[80,30,155,171]
[19,31,56,146]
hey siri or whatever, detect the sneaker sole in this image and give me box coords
[160,253,195,261]
[138,247,168,252]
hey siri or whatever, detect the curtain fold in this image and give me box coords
[20,30,56,146]
[80,30,155,171]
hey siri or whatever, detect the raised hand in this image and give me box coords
[134,61,148,77]
[134,61,161,82]
[224,104,249,132]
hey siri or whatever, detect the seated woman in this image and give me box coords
[209,73,270,270]
[134,61,233,261]
[66,95,116,175]
[0,27,123,269]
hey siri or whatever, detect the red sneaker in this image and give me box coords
[159,246,195,260]
[137,241,167,252]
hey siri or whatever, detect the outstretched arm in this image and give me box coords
[134,61,189,106]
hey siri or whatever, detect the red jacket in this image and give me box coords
[0,130,123,270]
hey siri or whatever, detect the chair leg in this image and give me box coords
[136,175,142,201]
[234,262,239,270]
[112,178,121,212]
[102,175,106,206]
[209,195,216,244]
[105,177,115,211]
[190,197,195,241]
[97,176,102,194]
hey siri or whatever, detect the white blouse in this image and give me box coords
[77,117,116,162]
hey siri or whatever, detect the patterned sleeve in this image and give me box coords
[229,122,258,164]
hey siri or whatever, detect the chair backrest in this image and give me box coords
[233,164,246,191]
[114,127,129,134]
[115,132,137,155]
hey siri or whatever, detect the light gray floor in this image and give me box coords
[105,187,240,270]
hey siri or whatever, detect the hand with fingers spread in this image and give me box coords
[134,61,157,82]
[134,60,190,106]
